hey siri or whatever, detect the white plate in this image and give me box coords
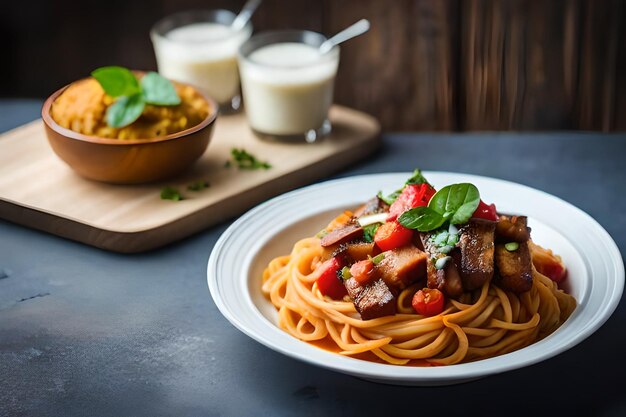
[207,172,624,385]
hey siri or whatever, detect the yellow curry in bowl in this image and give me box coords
[51,76,210,140]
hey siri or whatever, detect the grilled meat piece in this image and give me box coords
[344,277,397,320]
[321,241,378,263]
[353,197,390,218]
[345,242,379,262]
[426,260,464,297]
[496,215,530,242]
[495,241,533,293]
[458,219,496,290]
[376,246,427,291]
[320,223,363,247]
[420,233,464,298]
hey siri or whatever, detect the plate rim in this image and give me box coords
[207,171,624,383]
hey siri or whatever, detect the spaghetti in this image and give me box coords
[262,236,576,366]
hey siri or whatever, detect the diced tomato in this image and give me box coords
[387,183,436,221]
[472,200,498,221]
[412,288,445,316]
[374,221,414,251]
[316,257,347,299]
[536,261,567,284]
[350,259,379,285]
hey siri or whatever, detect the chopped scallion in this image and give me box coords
[371,253,385,265]
[439,245,454,254]
[357,212,388,227]
[447,233,459,246]
[435,256,452,270]
[341,266,352,280]
[505,242,519,252]
[316,229,328,239]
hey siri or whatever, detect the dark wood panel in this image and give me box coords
[576,0,624,131]
[0,0,624,131]
[459,0,582,130]
[326,0,458,130]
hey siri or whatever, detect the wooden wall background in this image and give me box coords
[1,0,624,131]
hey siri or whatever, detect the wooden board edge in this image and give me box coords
[0,118,42,138]
[0,130,381,253]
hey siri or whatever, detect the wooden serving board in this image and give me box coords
[0,106,380,253]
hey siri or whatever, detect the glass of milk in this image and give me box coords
[151,10,252,113]
[238,31,340,142]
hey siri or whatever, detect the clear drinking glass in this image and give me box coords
[238,31,340,142]
[151,10,252,113]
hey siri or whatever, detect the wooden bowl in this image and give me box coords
[41,79,218,184]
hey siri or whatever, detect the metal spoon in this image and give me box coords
[319,19,370,54]
[231,0,262,32]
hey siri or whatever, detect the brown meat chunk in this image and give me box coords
[496,215,530,242]
[377,246,427,291]
[321,241,379,263]
[442,260,463,297]
[458,219,496,290]
[345,242,379,262]
[495,241,533,293]
[420,234,464,298]
[320,223,363,247]
[353,197,390,218]
[344,277,397,320]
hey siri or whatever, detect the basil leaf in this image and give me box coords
[141,72,181,106]
[106,94,145,128]
[362,223,380,242]
[404,169,430,186]
[429,183,480,225]
[451,201,480,224]
[398,206,446,232]
[91,66,140,98]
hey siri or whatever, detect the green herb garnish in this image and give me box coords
[341,266,352,280]
[377,168,430,205]
[505,242,520,252]
[187,180,210,191]
[160,186,182,201]
[429,183,480,225]
[371,253,385,265]
[434,256,452,270]
[377,189,401,206]
[398,183,480,232]
[316,229,328,239]
[226,148,271,170]
[91,66,181,128]
[404,169,431,186]
[362,223,380,243]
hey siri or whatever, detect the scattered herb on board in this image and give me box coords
[398,183,480,232]
[91,66,181,128]
[187,180,210,191]
[225,148,271,170]
[161,186,182,201]
[161,180,211,201]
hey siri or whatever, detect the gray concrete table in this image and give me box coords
[1,100,625,417]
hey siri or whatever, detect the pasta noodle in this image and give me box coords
[262,236,576,366]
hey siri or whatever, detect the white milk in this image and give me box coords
[152,22,251,105]
[239,42,339,136]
